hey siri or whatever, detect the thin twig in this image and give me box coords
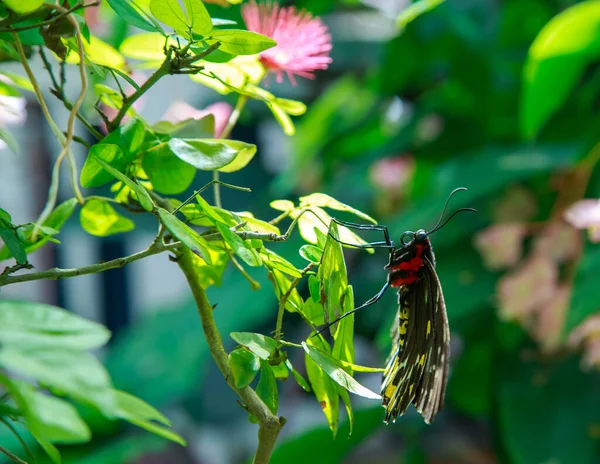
[0,241,181,287]
[275,263,314,342]
[0,418,36,464]
[0,444,27,464]
[0,1,99,33]
[212,94,249,207]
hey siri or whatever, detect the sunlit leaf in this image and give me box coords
[107,0,158,32]
[305,337,339,436]
[3,0,44,14]
[183,0,213,35]
[0,300,110,350]
[157,208,212,263]
[302,341,381,400]
[228,347,260,388]
[260,248,302,278]
[120,33,175,61]
[256,360,278,414]
[521,2,600,138]
[285,359,311,392]
[216,222,262,266]
[209,30,276,55]
[396,0,445,29]
[142,143,197,194]
[115,390,186,445]
[230,332,277,360]
[80,199,135,237]
[300,193,377,224]
[94,157,154,211]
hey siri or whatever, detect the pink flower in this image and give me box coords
[565,199,600,242]
[369,155,415,191]
[162,101,233,138]
[533,221,581,263]
[568,314,600,369]
[474,223,527,270]
[241,1,332,84]
[498,255,558,322]
[0,92,26,151]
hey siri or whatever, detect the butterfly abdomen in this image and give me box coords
[386,241,433,288]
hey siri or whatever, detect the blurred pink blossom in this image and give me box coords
[369,155,415,191]
[493,186,538,223]
[474,223,527,270]
[498,255,558,322]
[568,314,600,369]
[533,221,582,263]
[241,1,332,84]
[564,199,600,242]
[162,101,233,138]
[535,284,571,353]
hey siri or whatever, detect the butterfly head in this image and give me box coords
[400,229,428,246]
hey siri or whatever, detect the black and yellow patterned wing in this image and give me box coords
[380,256,450,424]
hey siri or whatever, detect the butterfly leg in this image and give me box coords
[314,282,391,336]
[328,218,395,251]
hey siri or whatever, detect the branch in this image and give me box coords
[0,241,180,287]
[0,1,99,33]
[177,247,285,464]
[107,41,221,132]
[0,445,27,464]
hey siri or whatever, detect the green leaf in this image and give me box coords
[565,241,600,333]
[30,431,61,464]
[237,215,280,235]
[93,157,154,211]
[193,194,230,225]
[142,143,196,194]
[168,138,251,171]
[294,206,373,251]
[260,248,302,278]
[215,140,257,172]
[318,222,348,333]
[115,390,186,445]
[338,387,353,437]
[149,0,188,31]
[256,360,278,414]
[332,286,355,372]
[3,0,44,14]
[268,269,304,313]
[216,222,262,267]
[192,242,229,288]
[300,193,377,224]
[302,341,380,400]
[120,33,174,61]
[230,332,277,360]
[102,118,146,161]
[396,0,445,29]
[0,199,78,260]
[0,222,27,264]
[228,347,260,388]
[0,300,111,350]
[209,30,276,55]
[270,199,295,212]
[80,199,135,237]
[285,359,311,392]
[157,208,212,263]
[3,378,91,444]
[305,337,339,436]
[0,126,19,153]
[183,0,213,35]
[299,244,323,264]
[0,347,118,418]
[521,2,600,138]
[106,0,158,32]
[178,202,237,227]
[81,144,128,188]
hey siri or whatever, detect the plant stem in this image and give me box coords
[176,247,285,464]
[0,418,36,464]
[0,445,27,464]
[212,94,249,208]
[0,241,180,287]
[275,263,314,342]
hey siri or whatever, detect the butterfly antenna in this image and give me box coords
[429,207,477,234]
[429,187,468,232]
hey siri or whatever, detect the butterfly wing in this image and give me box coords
[381,256,450,424]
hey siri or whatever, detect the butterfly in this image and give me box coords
[316,188,475,424]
